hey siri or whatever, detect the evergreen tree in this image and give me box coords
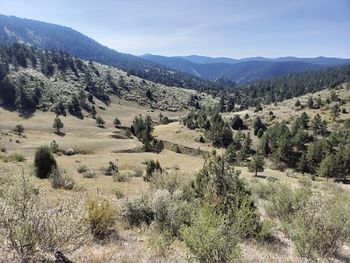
[231,115,244,130]
[14,124,24,135]
[307,96,314,109]
[296,152,308,174]
[34,145,57,179]
[248,154,265,177]
[96,116,105,128]
[53,115,64,134]
[113,117,121,128]
[330,104,341,121]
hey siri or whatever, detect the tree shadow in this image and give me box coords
[255,174,267,179]
[18,108,37,119]
[55,131,66,137]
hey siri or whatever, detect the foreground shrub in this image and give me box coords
[266,182,311,222]
[150,171,194,200]
[193,153,264,238]
[290,193,350,259]
[250,180,276,200]
[0,171,88,262]
[121,195,153,227]
[50,168,75,190]
[181,203,240,263]
[86,198,116,240]
[34,146,57,179]
[147,227,174,257]
[149,189,191,237]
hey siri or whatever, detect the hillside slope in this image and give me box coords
[0,44,214,114]
[0,14,225,92]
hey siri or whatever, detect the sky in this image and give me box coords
[0,0,349,58]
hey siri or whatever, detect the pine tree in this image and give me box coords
[14,124,24,135]
[248,154,265,177]
[113,117,121,128]
[53,116,64,134]
[296,152,308,174]
[96,116,105,128]
[330,104,341,121]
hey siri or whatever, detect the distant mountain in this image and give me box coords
[141,54,350,82]
[0,14,220,91]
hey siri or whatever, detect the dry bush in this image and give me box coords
[0,153,25,162]
[86,198,117,240]
[0,169,89,262]
[50,168,75,190]
[290,192,350,259]
[120,195,153,227]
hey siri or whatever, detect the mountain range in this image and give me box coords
[140,54,350,82]
[1,14,349,85]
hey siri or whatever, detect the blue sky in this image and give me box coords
[0,0,349,58]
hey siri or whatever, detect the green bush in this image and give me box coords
[266,183,311,222]
[149,189,191,237]
[86,198,116,240]
[144,160,162,181]
[104,161,118,176]
[34,146,57,179]
[290,193,350,259]
[77,165,88,174]
[181,203,240,263]
[147,227,174,257]
[250,180,276,200]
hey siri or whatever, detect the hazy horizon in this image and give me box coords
[0,0,349,58]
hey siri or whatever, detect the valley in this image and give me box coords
[0,7,350,263]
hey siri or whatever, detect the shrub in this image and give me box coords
[0,153,25,162]
[290,193,350,259]
[112,172,130,182]
[77,165,88,173]
[104,161,118,176]
[34,146,57,179]
[133,168,143,177]
[50,168,75,190]
[250,180,276,200]
[147,227,174,257]
[0,171,88,261]
[181,203,240,263]
[144,160,162,181]
[150,172,194,201]
[149,189,191,237]
[115,188,124,199]
[121,195,153,227]
[50,140,60,153]
[83,170,97,179]
[86,198,116,240]
[266,183,311,222]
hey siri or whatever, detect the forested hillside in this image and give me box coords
[220,65,350,109]
[0,14,233,92]
[0,43,213,114]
